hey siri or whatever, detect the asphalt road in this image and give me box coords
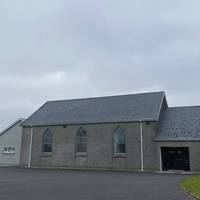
[0,167,191,200]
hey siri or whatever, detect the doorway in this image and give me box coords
[161,147,190,171]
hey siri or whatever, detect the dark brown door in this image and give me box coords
[161,147,190,171]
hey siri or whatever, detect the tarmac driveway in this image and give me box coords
[0,167,191,200]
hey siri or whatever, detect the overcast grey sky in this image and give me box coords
[0,0,200,129]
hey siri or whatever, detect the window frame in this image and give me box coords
[113,126,126,156]
[75,127,88,156]
[41,128,53,154]
[3,147,16,154]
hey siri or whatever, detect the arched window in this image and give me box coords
[42,128,53,153]
[75,127,87,153]
[113,126,126,154]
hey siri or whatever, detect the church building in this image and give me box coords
[20,91,200,172]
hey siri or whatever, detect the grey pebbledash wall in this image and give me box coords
[20,122,158,171]
[155,141,200,171]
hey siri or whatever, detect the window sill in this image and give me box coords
[41,152,52,157]
[113,154,126,158]
[75,152,88,157]
[2,153,16,155]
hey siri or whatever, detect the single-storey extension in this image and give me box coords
[0,119,24,166]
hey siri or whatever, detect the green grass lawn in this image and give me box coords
[180,176,200,199]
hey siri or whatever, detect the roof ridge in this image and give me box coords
[46,91,165,104]
[23,91,164,127]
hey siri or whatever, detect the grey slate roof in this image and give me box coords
[157,106,200,141]
[23,91,164,127]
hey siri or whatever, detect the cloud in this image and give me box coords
[0,0,200,129]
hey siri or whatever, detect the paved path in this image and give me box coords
[0,168,191,200]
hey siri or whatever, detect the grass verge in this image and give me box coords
[180,176,200,199]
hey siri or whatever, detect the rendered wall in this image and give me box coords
[20,122,157,171]
[0,122,23,166]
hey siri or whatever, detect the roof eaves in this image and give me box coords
[154,138,200,142]
[22,118,158,127]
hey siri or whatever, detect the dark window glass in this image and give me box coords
[42,128,53,153]
[113,127,126,154]
[76,128,87,153]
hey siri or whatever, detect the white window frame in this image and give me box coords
[3,147,16,154]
